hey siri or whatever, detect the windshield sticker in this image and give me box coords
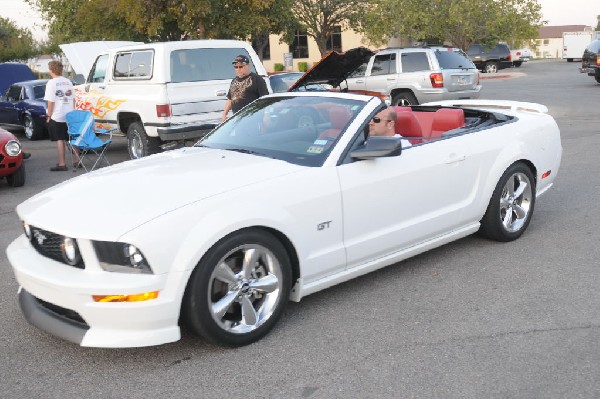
[307,146,324,154]
[313,139,328,146]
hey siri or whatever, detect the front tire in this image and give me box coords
[484,62,498,73]
[392,92,418,106]
[23,114,46,140]
[127,121,162,159]
[479,162,535,242]
[182,229,292,346]
[6,163,25,187]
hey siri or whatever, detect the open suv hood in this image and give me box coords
[289,47,375,91]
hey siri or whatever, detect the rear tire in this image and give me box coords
[126,122,162,159]
[6,163,25,187]
[479,162,535,242]
[392,92,418,106]
[23,114,46,140]
[484,62,498,73]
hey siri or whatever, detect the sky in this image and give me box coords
[0,0,599,42]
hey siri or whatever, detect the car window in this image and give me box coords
[114,50,153,79]
[401,52,430,72]
[198,95,365,167]
[33,84,46,99]
[435,50,476,69]
[349,63,368,78]
[88,54,109,83]
[371,53,396,76]
[170,48,257,83]
[588,40,600,53]
[6,85,22,101]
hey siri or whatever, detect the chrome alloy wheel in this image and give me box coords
[499,172,533,233]
[24,115,34,140]
[208,244,283,335]
[129,130,143,159]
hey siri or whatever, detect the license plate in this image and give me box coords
[454,75,470,85]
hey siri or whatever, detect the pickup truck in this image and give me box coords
[61,40,269,159]
[511,49,532,67]
[467,43,513,73]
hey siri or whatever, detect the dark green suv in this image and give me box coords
[467,43,513,73]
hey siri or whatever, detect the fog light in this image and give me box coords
[92,291,159,302]
[62,237,82,266]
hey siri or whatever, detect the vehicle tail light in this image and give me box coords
[156,104,171,117]
[508,53,512,61]
[430,73,444,88]
[516,51,521,57]
[596,56,600,66]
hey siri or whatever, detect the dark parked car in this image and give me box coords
[580,39,600,84]
[0,79,49,140]
[467,43,513,73]
[0,127,25,187]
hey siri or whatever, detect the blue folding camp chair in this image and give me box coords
[66,110,115,172]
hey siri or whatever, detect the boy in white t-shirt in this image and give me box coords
[44,60,76,171]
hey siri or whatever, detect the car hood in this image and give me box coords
[289,47,374,91]
[17,147,303,240]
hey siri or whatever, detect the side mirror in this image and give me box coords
[350,136,403,160]
[72,74,85,85]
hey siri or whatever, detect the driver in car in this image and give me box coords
[368,107,397,137]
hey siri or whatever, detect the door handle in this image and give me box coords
[98,86,105,90]
[216,89,227,96]
[445,154,466,164]
[355,79,364,83]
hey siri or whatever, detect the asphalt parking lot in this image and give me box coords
[1,59,599,398]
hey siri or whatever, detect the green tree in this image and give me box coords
[0,17,36,62]
[290,0,370,56]
[362,0,543,50]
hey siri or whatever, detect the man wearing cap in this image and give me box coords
[221,54,269,122]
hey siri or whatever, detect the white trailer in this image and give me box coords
[563,31,599,62]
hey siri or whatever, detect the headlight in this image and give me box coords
[93,241,153,274]
[23,222,31,239]
[5,140,22,157]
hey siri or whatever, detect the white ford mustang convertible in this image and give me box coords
[7,92,561,348]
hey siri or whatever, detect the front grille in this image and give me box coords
[35,295,89,327]
[28,226,84,269]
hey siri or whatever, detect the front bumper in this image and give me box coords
[157,120,219,141]
[7,235,183,348]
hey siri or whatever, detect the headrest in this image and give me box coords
[329,106,352,129]
[395,111,423,137]
[431,108,465,133]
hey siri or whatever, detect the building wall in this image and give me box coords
[535,37,562,58]
[262,30,379,72]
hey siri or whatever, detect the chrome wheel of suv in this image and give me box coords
[485,62,498,73]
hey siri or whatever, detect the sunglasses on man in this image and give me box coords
[371,117,391,123]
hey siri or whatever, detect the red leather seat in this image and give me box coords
[319,106,352,141]
[431,108,465,137]
[395,110,423,138]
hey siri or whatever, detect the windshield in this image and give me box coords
[197,95,366,167]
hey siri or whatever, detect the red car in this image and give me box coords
[0,127,25,187]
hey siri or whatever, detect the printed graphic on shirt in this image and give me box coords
[230,76,252,103]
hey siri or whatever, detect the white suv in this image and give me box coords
[344,47,481,106]
[63,40,268,159]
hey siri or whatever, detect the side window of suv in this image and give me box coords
[171,48,257,83]
[349,63,368,78]
[114,50,153,79]
[88,54,109,83]
[371,53,396,76]
[401,52,430,72]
